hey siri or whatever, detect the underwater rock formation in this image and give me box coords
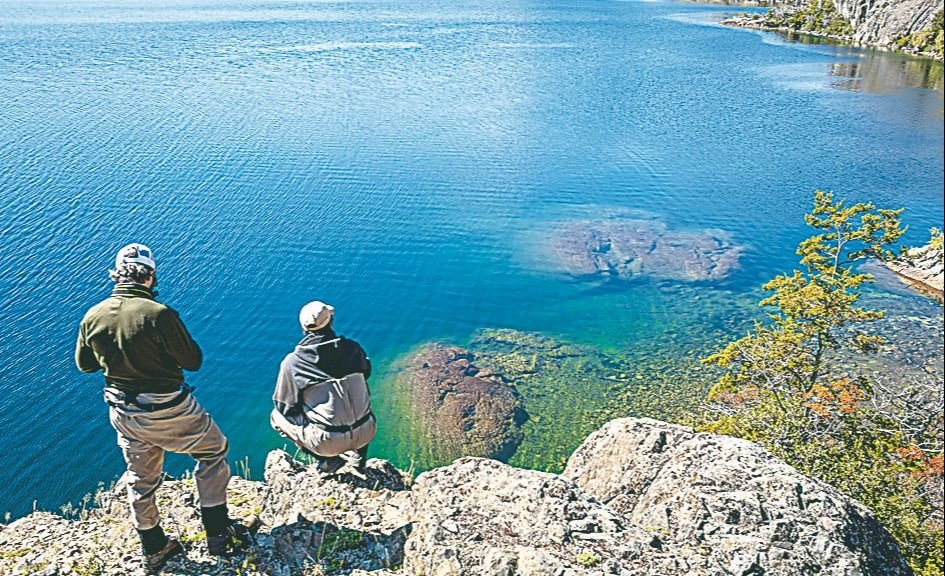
[468,329,632,471]
[547,219,743,282]
[0,418,912,575]
[398,344,527,463]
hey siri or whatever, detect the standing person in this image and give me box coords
[75,243,259,573]
[270,300,376,475]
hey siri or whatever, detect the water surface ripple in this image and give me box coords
[0,0,942,517]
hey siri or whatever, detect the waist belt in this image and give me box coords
[311,411,374,434]
[108,385,191,412]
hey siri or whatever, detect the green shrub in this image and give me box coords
[770,0,854,37]
[702,191,943,575]
[896,11,944,59]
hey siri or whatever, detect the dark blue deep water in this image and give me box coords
[1,0,942,518]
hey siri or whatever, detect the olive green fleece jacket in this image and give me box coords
[75,284,202,394]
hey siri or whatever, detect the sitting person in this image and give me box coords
[270,300,376,474]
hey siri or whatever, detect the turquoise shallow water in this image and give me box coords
[0,0,942,518]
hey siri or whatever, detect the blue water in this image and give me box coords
[0,0,942,519]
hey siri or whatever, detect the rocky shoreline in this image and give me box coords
[0,418,912,576]
[884,243,945,302]
[721,0,944,61]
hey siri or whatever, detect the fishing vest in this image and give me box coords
[298,339,373,430]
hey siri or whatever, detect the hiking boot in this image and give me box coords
[314,456,346,476]
[143,538,183,574]
[206,515,262,557]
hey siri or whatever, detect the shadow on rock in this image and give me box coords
[270,516,410,573]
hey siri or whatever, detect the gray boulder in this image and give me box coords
[0,419,913,575]
[262,449,413,571]
[402,457,675,576]
[563,418,912,576]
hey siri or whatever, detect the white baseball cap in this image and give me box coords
[115,243,156,270]
[299,301,335,331]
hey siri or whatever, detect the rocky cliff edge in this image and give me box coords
[0,418,911,576]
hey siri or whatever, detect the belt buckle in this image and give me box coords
[104,388,127,406]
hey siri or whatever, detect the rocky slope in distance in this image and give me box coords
[724,0,944,60]
[0,418,912,576]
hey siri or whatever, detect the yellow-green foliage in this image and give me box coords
[179,529,206,545]
[576,551,602,567]
[315,527,365,571]
[769,0,855,37]
[929,227,944,253]
[72,558,104,576]
[703,191,943,576]
[896,11,945,59]
[706,191,903,407]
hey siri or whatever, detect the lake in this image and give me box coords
[0,0,942,519]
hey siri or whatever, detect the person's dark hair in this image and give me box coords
[110,263,152,284]
[305,318,334,334]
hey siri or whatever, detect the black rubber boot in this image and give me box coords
[202,504,261,556]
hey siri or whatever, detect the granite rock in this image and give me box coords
[563,418,913,576]
[885,244,945,301]
[0,419,912,576]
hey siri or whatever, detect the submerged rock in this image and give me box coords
[548,219,743,282]
[469,328,631,472]
[0,418,913,575]
[397,344,527,463]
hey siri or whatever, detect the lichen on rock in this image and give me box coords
[0,418,915,575]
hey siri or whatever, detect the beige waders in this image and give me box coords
[270,370,377,458]
[106,388,230,530]
[270,407,376,458]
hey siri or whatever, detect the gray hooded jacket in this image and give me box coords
[272,330,372,428]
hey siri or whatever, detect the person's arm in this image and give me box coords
[156,307,203,371]
[74,322,101,373]
[272,358,300,416]
[356,343,371,381]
